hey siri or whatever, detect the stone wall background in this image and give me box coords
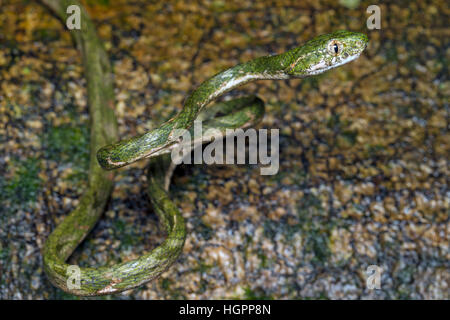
[0,0,448,299]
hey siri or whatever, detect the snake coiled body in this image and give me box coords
[43,26,368,296]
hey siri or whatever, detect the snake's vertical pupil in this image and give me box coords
[333,43,339,54]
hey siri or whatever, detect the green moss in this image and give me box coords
[301,73,325,90]
[395,282,413,300]
[43,124,90,184]
[297,193,322,219]
[161,278,172,290]
[295,193,332,264]
[7,103,24,119]
[22,67,31,75]
[303,291,329,300]
[305,229,331,263]
[326,114,358,147]
[365,143,385,157]
[326,114,340,129]
[406,55,419,70]
[65,170,89,186]
[258,251,268,268]
[263,219,301,244]
[192,261,213,274]
[395,265,415,284]
[32,28,60,42]
[268,166,307,185]
[159,278,186,299]
[52,290,81,300]
[211,0,226,12]
[0,244,10,262]
[113,219,125,233]
[121,233,137,248]
[44,124,89,164]
[244,287,273,300]
[340,130,358,146]
[385,44,398,62]
[87,0,109,6]
[2,157,42,205]
[338,0,360,9]
[197,221,214,240]
[326,114,352,130]
[113,219,138,248]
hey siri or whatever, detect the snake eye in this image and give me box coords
[328,40,342,56]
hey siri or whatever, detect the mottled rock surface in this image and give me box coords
[0,0,448,299]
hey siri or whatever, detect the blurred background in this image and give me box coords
[0,0,448,299]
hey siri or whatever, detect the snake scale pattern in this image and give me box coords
[43,27,368,295]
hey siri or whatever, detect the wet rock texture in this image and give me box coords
[0,0,448,299]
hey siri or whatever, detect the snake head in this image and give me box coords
[286,30,368,77]
[97,123,175,170]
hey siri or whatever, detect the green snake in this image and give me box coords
[43,30,368,296]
